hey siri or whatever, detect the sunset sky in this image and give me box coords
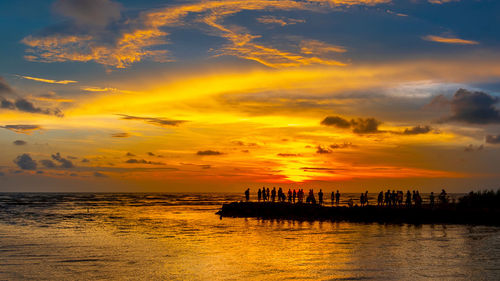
[1,0,500,192]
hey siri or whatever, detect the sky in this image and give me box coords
[1,0,500,192]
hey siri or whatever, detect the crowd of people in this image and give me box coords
[245,187,449,208]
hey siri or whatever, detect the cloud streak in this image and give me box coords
[20,75,77,84]
[118,114,187,127]
[422,35,479,45]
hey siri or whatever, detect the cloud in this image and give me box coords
[321,116,382,133]
[0,77,64,116]
[330,142,356,149]
[300,40,347,55]
[316,145,331,154]
[81,158,90,162]
[111,132,130,138]
[0,172,4,176]
[320,116,351,128]
[486,134,500,144]
[350,118,381,134]
[94,171,107,177]
[125,152,135,157]
[13,140,27,146]
[53,0,122,26]
[256,16,305,26]
[14,154,37,170]
[147,152,155,156]
[197,150,223,156]
[277,153,301,157]
[443,89,500,124]
[464,144,483,152]
[401,125,432,135]
[125,159,164,165]
[0,77,14,94]
[1,125,42,134]
[51,152,75,168]
[20,75,77,84]
[23,0,386,69]
[422,35,479,45]
[428,0,459,4]
[118,114,187,127]
[40,159,57,168]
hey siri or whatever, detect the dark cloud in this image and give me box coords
[1,125,42,134]
[111,132,130,138]
[51,152,74,168]
[232,141,258,147]
[330,142,356,149]
[350,118,381,134]
[118,114,187,128]
[320,116,351,128]
[401,125,432,135]
[81,158,90,163]
[36,170,44,174]
[201,165,211,169]
[125,159,164,165]
[67,156,78,159]
[486,134,500,144]
[53,0,121,26]
[444,89,500,124]
[321,116,382,134]
[13,140,27,146]
[70,173,78,177]
[0,172,5,176]
[277,153,301,157]
[125,152,135,157]
[94,171,107,177]
[464,144,484,152]
[147,152,155,156]
[0,97,64,117]
[197,150,223,156]
[40,159,57,168]
[14,154,37,170]
[0,77,64,117]
[316,145,331,154]
[0,77,14,94]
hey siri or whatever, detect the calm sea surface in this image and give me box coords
[0,193,499,280]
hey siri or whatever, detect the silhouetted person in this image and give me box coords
[429,192,435,207]
[331,191,335,206]
[318,189,323,205]
[439,189,447,205]
[258,188,262,202]
[364,191,369,206]
[245,188,250,202]
[278,187,283,202]
[377,191,383,206]
[385,189,391,206]
[415,191,422,207]
[335,190,340,205]
[271,187,276,202]
[288,189,292,202]
[266,188,270,201]
[391,190,396,206]
[293,189,296,203]
[405,190,411,207]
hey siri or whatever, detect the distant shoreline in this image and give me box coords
[217,202,500,226]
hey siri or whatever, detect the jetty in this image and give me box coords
[217,202,500,226]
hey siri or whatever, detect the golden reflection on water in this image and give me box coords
[0,194,499,280]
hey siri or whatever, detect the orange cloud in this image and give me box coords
[20,75,77,84]
[422,35,479,45]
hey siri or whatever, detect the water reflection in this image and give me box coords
[0,193,498,280]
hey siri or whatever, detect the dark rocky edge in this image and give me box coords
[217,202,500,226]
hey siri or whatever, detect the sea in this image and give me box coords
[0,193,499,280]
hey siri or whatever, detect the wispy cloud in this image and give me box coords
[1,125,42,134]
[422,35,479,45]
[111,132,130,138]
[118,114,187,127]
[20,75,77,84]
[257,16,305,26]
[21,0,385,68]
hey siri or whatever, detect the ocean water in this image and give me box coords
[0,193,499,280]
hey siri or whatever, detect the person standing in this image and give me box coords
[258,188,262,202]
[318,189,324,205]
[245,188,250,202]
[335,190,340,205]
